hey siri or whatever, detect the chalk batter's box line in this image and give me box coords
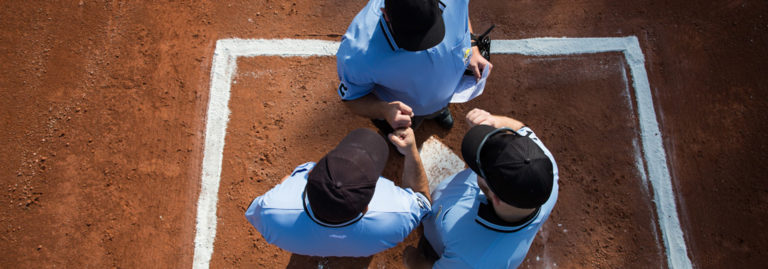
[193,38,693,269]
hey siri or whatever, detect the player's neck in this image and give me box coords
[493,202,536,223]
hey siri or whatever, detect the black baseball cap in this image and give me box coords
[461,125,554,209]
[306,128,389,224]
[384,0,445,51]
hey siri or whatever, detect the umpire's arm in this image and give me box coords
[465,108,525,131]
[388,128,431,202]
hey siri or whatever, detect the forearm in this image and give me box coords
[468,16,481,54]
[343,93,388,119]
[493,116,525,131]
[402,148,431,202]
[468,15,474,34]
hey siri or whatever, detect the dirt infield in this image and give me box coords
[1,0,766,268]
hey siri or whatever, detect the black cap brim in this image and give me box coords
[461,125,498,177]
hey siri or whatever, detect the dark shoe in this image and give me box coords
[433,108,454,129]
[371,118,394,135]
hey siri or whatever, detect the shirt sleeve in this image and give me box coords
[245,162,314,235]
[244,195,266,234]
[413,191,432,218]
[336,48,375,100]
[290,162,314,176]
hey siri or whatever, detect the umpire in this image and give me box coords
[336,0,493,133]
[404,108,559,268]
[245,128,431,257]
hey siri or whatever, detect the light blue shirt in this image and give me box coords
[245,162,431,257]
[336,0,473,116]
[424,127,559,268]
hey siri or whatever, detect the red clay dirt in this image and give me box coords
[1,0,766,268]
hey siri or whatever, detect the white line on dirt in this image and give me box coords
[495,37,692,269]
[193,39,339,269]
[195,37,692,269]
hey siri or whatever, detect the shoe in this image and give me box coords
[371,118,394,135]
[433,108,454,129]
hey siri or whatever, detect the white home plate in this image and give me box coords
[419,136,466,193]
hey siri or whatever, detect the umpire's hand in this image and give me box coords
[469,46,493,80]
[388,127,417,156]
[385,101,415,130]
[466,108,497,127]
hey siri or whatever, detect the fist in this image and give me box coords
[465,108,497,127]
[386,101,414,130]
[388,128,416,156]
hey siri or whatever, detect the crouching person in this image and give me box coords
[246,128,431,257]
[405,108,559,268]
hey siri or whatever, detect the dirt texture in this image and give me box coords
[1,0,766,268]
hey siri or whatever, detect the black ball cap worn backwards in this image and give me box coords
[385,0,446,51]
[306,128,389,224]
[461,125,554,209]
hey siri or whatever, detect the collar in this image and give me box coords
[302,190,364,228]
[475,199,540,233]
[378,16,399,51]
[378,0,448,52]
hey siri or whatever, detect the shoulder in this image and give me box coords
[371,178,432,212]
[441,0,471,22]
[518,127,558,177]
[251,162,314,211]
[338,0,384,55]
[431,169,477,202]
[290,162,315,176]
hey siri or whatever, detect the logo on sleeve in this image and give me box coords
[418,198,427,210]
[338,83,349,97]
[463,48,471,65]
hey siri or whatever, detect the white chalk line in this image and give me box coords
[194,37,692,269]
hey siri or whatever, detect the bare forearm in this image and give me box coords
[402,148,431,202]
[468,16,480,55]
[493,116,525,131]
[343,93,388,119]
[468,15,474,34]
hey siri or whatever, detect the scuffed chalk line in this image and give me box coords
[193,37,692,269]
[495,37,691,269]
[219,38,339,57]
[192,41,237,269]
[192,39,340,269]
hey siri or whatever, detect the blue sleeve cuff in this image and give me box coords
[414,192,432,216]
[337,81,373,100]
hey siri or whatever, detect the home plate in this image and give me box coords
[419,136,466,193]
